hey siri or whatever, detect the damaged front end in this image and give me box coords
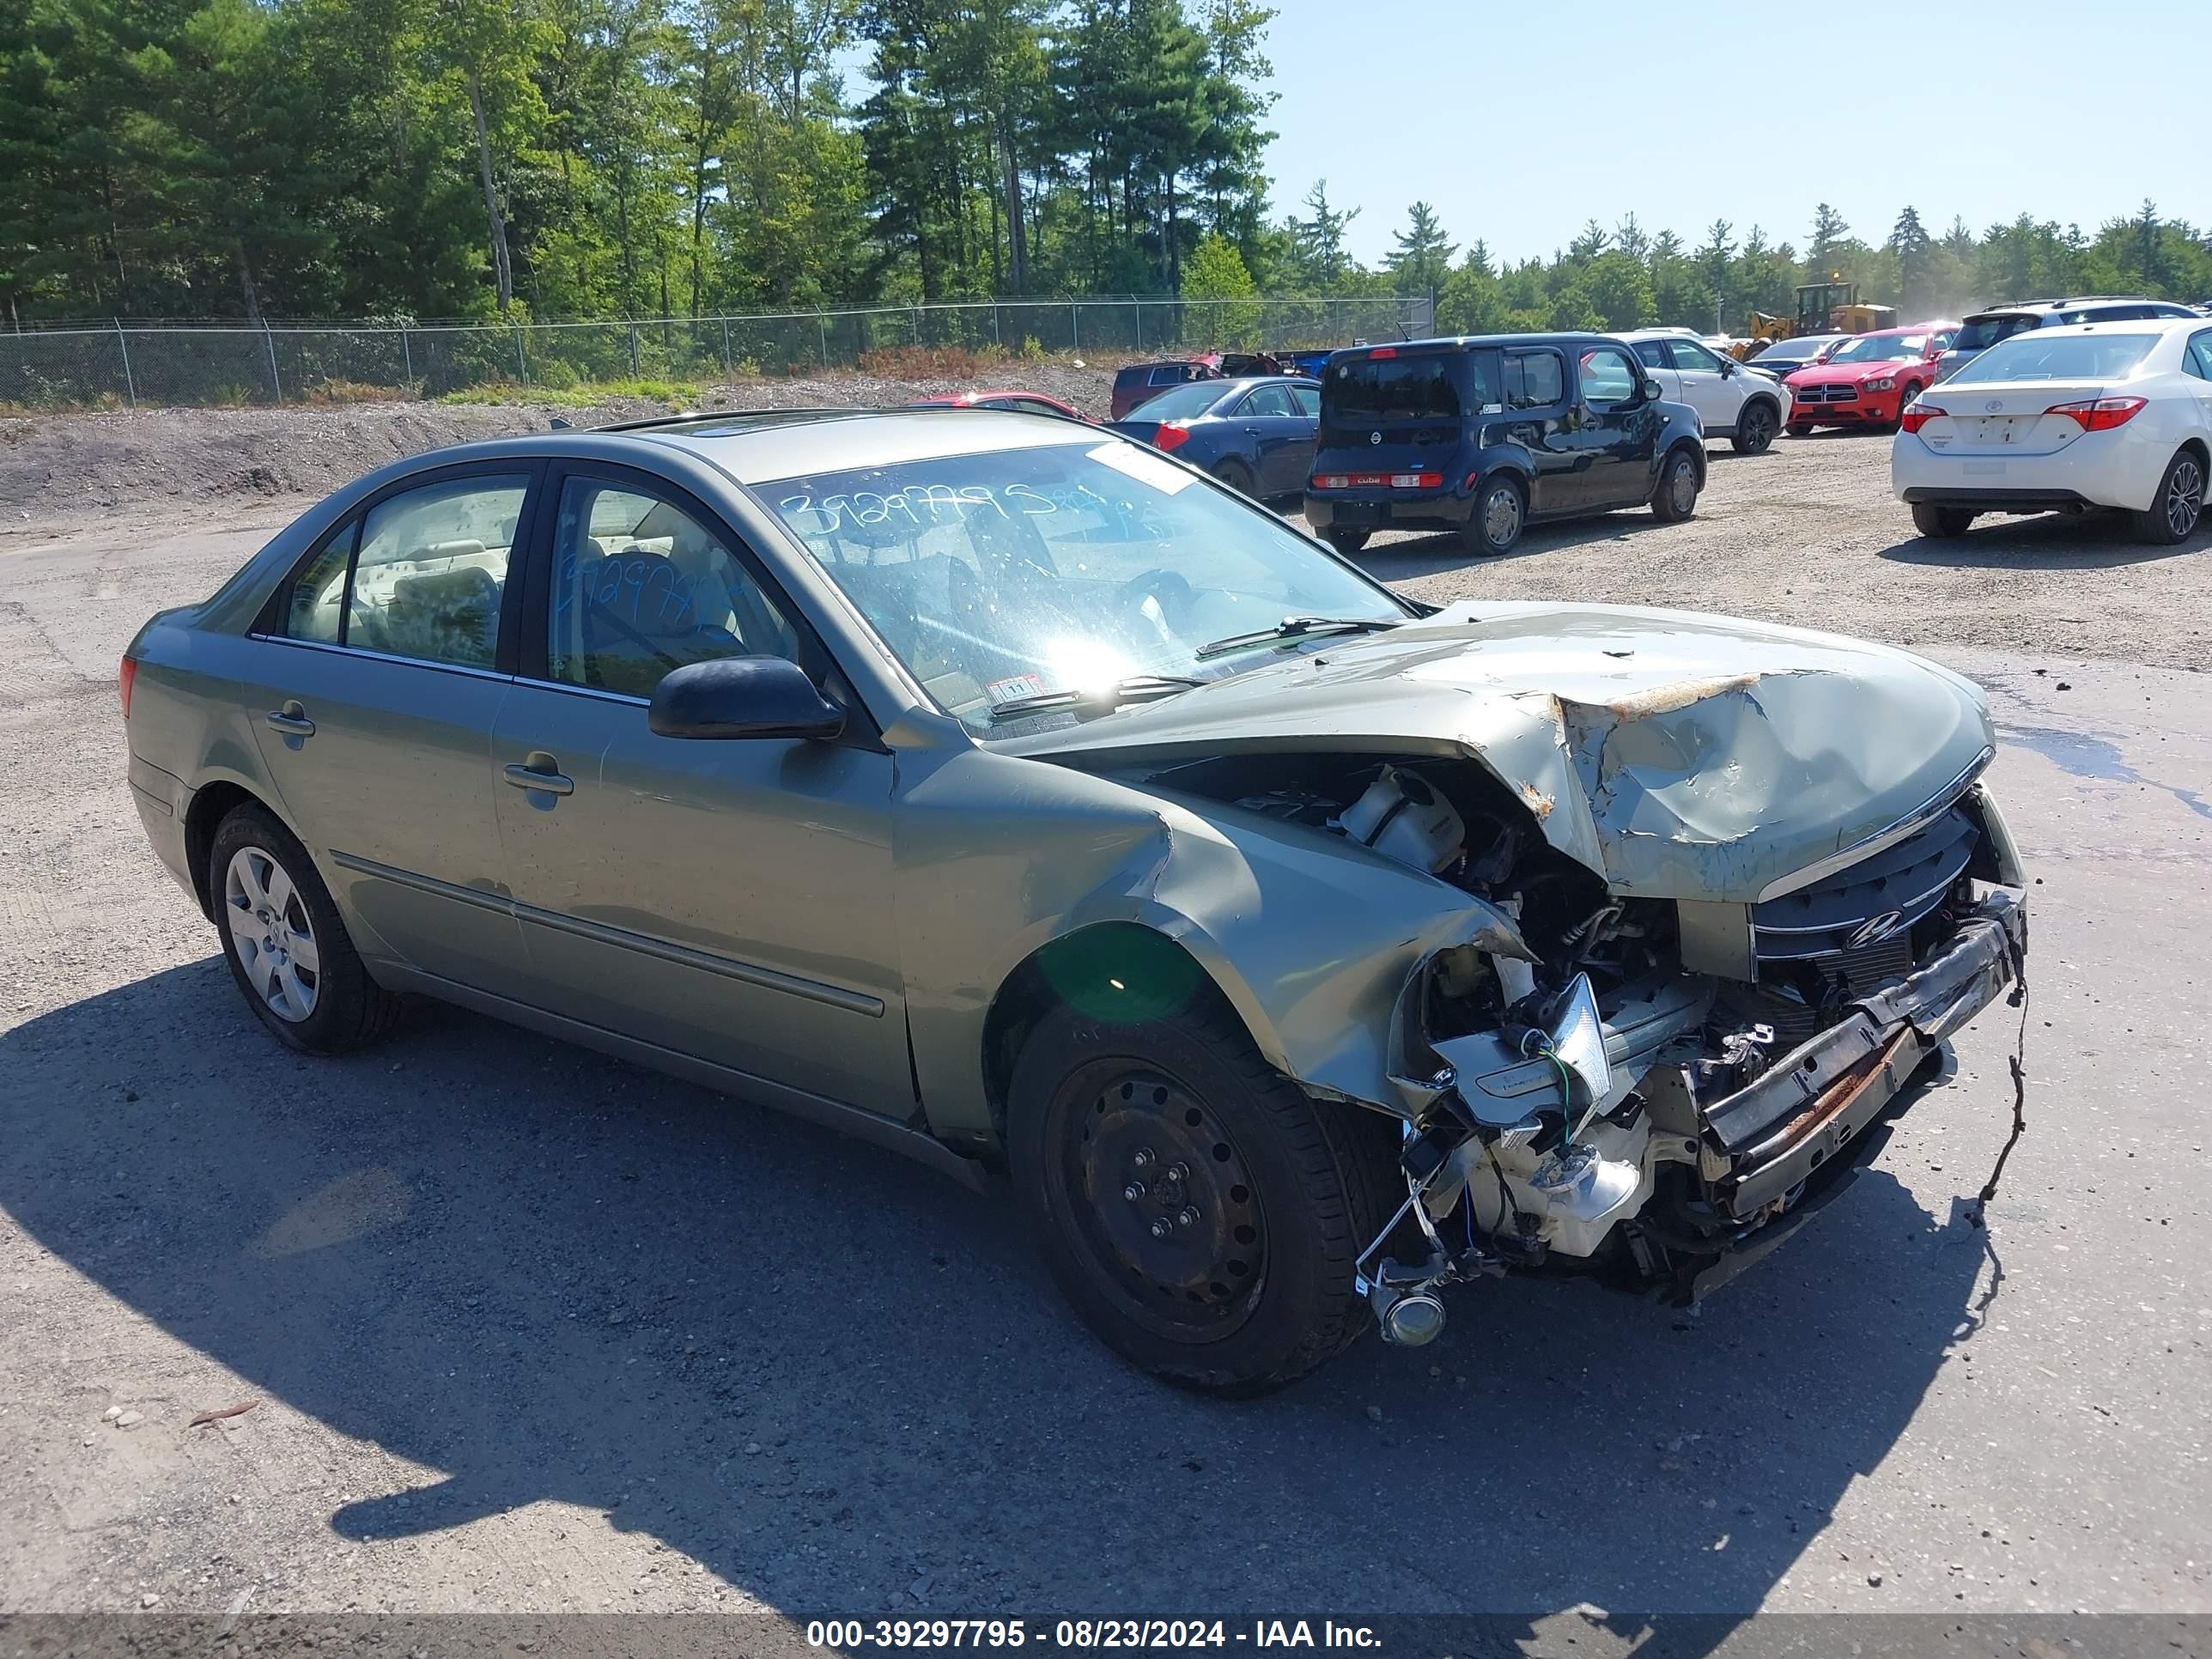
[1354,773,2027,1343]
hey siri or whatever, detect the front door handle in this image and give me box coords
[264,702,315,738]
[504,758,575,796]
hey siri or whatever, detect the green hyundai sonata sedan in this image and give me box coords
[121,407,2027,1391]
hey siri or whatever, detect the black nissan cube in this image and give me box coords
[1304,333,1708,556]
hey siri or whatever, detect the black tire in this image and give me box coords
[1787,422,1816,438]
[1322,526,1370,555]
[210,800,402,1054]
[1731,398,1778,455]
[1212,458,1255,496]
[1650,446,1701,522]
[2132,447,2205,545]
[1911,501,1975,539]
[1462,475,1525,556]
[1888,381,1928,433]
[1007,999,1401,1394]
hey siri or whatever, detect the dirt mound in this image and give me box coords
[0,362,1119,536]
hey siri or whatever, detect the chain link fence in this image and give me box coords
[0,294,1432,410]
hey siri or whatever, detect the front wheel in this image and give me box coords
[1888,383,1926,432]
[1322,526,1371,555]
[210,801,402,1054]
[1731,399,1778,455]
[1650,447,1700,522]
[1787,422,1816,438]
[2133,448,2205,545]
[1911,501,1976,538]
[1462,476,1525,556]
[1007,1000,1398,1394]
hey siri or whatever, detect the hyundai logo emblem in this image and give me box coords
[1843,909,1905,951]
[1370,430,1382,445]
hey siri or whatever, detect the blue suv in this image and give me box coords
[1304,334,1706,555]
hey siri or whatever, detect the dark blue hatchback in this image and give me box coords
[1305,335,1706,554]
[1106,376,1322,500]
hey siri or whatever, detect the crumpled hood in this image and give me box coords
[1002,600,1995,902]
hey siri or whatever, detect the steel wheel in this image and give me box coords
[1480,483,1522,549]
[1668,454,1698,514]
[223,845,320,1022]
[1060,1062,1268,1345]
[2166,456,2203,539]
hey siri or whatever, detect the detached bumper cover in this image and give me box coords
[1704,884,2026,1220]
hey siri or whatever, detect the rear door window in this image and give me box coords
[1504,349,1565,410]
[347,475,530,669]
[1239,382,1299,417]
[1632,340,1670,368]
[1289,384,1321,416]
[2184,331,2212,380]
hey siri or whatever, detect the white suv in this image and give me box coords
[1624,328,1791,454]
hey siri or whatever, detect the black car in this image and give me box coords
[1304,334,1707,555]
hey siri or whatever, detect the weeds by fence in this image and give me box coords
[0,295,1432,410]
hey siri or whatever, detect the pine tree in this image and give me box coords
[1385,201,1455,295]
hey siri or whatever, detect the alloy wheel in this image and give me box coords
[2168,458,2203,539]
[1742,404,1772,450]
[223,845,320,1022]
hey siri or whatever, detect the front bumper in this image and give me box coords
[1789,384,1905,427]
[1702,884,2025,1220]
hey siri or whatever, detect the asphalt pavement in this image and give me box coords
[1,493,2207,1638]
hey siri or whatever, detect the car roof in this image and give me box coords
[1338,332,1628,355]
[2027,316,2199,338]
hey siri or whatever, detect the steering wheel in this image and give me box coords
[1116,567,1194,616]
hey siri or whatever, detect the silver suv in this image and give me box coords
[1934,296,2200,381]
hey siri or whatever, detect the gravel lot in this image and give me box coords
[2,402,2209,1639]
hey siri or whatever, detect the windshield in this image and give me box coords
[1758,337,1832,363]
[1953,314,2037,353]
[765,440,1407,737]
[1945,331,2160,385]
[1824,333,1927,364]
[1120,380,1229,421]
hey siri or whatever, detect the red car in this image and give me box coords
[1784,323,1959,434]
[906,389,1090,421]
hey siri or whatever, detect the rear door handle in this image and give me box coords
[264,702,315,738]
[503,758,575,796]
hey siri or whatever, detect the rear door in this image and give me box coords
[240,465,539,993]
[1234,380,1313,495]
[1631,339,1685,409]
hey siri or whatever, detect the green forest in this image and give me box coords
[5,0,2211,332]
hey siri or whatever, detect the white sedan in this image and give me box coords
[1893,318,2212,544]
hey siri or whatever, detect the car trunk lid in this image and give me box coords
[1315,347,1482,482]
[1914,380,2110,455]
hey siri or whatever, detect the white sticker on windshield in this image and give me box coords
[984,672,1049,706]
[1088,441,1196,495]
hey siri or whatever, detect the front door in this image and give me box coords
[240,466,537,992]
[489,465,912,1117]
[1663,337,1739,434]
[1570,343,1664,507]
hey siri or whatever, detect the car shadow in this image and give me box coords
[1877,509,2209,569]
[1350,510,1681,580]
[2,958,1992,1637]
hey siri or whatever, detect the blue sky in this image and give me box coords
[1256,0,2212,267]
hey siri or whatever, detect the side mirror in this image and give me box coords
[1642,378,1667,403]
[648,656,846,742]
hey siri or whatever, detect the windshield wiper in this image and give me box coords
[986,674,1206,726]
[1195,615,1405,660]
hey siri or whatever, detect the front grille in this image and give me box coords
[1793,383,1856,404]
[1753,808,1978,963]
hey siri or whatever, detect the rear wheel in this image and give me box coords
[1322,526,1370,555]
[2133,448,2205,545]
[1650,447,1700,522]
[210,801,401,1054]
[1731,399,1778,455]
[1911,502,1976,538]
[1463,476,1525,556]
[1007,1000,1399,1394]
[1212,458,1255,496]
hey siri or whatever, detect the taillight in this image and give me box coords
[2044,396,2147,432]
[1308,471,1441,490]
[1899,403,1943,434]
[1388,471,1442,489]
[118,655,138,719]
[1311,473,1350,489]
[1154,422,1192,452]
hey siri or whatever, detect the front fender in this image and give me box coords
[893,744,1528,1143]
